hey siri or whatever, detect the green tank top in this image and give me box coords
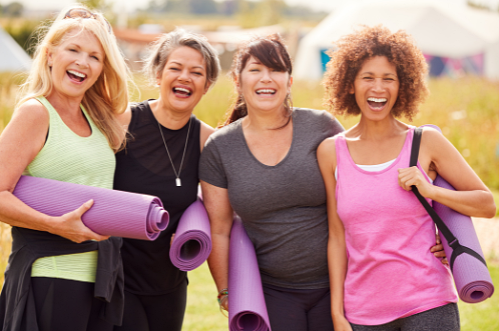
[27,96,116,283]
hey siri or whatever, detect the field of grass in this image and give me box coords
[0,73,498,329]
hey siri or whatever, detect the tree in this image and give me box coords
[3,2,24,17]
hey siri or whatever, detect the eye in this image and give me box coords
[91,55,100,61]
[169,67,180,71]
[192,72,203,76]
[69,48,77,52]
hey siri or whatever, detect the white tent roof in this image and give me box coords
[294,0,499,80]
[0,26,32,72]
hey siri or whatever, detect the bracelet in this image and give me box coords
[217,288,228,305]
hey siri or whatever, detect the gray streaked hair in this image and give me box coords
[143,28,221,88]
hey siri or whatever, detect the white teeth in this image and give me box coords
[174,87,191,93]
[367,97,387,102]
[256,89,275,94]
[67,70,86,78]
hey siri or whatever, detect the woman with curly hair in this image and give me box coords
[317,25,496,331]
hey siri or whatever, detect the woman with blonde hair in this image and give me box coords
[0,6,130,331]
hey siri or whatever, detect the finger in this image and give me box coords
[75,199,94,217]
[433,251,446,258]
[442,257,449,265]
[430,243,444,252]
[435,233,442,244]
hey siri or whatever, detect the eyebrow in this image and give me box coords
[360,71,397,77]
[169,61,205,69]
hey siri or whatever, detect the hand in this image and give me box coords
[50,199,110,243]
[333,315,353,331]
[430,233,449,265]
[398,166,435,199]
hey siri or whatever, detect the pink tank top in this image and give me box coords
[335,127,457,325]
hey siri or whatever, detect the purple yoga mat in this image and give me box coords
[433,176,494,303]
[229,217,271,331]
[13,175,169,241]
[169,199,212,271]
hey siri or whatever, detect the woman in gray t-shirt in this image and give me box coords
[199,34,343,331]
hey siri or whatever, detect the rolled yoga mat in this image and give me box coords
[229,217,271,331]
[169,199,212,271]
[433,176,494,303]
[13,175,169,241]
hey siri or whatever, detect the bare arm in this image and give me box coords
[200,180,234,295]
[199,121,215,152]
[398,128,496,218]
[0,100,109,243]
[317,138,352,331]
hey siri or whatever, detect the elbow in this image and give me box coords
[480,194,497,219]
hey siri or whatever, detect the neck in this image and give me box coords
[353,114,403,140]
[149,99,192,130]
[45,91,83,116]
[243,105,290,131]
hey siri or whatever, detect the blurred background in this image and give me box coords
[1,0,499,330]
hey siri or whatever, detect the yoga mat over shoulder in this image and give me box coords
[433,176,494,303]
[229,217,271,331]
[169,199,212,271]
[13,175,169,241]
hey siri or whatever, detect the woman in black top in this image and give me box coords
[113,28,220,331]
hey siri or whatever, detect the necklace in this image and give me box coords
[157,116,192,187]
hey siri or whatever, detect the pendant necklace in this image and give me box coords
[157,116,192,187]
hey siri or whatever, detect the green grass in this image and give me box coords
[458,264,499,331]
[184,263,227,331]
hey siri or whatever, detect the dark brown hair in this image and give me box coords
[323,25,429,121]
[221,33,293,127]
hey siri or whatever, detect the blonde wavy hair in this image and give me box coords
[17,5,131,151]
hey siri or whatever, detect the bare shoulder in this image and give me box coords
[200,121,215,151]
[420,126,451,153]
[116,106,132,128]
[12,98,49,123]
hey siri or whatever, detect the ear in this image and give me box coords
[234,77,241,94]
[47,48,54,67]
[203,81,211,94]
[349,83,355,94]
[287,76,293,94]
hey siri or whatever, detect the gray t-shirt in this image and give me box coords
[199,108,344,289]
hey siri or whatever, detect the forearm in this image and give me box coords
[429,186,496,218]
[0,190,54,231]
[329,233,348,322]
[207,232,230,291]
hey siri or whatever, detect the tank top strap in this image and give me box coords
[399,125,416,168]
[36,96,62,130]
[334,133,349,170]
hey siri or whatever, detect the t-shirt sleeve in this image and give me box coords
[199,136,228,189]
[318,110,345,138]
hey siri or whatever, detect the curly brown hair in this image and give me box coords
[323,25,429,120]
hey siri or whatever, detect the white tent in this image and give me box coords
[0,26,31,72]
[294,0,499,81]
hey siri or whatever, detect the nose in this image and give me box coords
[260,67,272,83]
[75,54,89,68]
[178,68,191,82]
[372,78,384,92]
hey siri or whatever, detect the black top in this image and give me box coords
[114,100,201,295]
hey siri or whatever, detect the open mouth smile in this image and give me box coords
[173,87,192,97]
[67,69,87,83]
[255,89,276,95]
[367,97,387,110]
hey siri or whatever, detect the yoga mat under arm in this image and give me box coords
[13,175,169,241]
[229,217,272,331]
[169,199,212,271]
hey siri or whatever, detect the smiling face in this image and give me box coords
[238,56,292,115]
[47,29,104,101]
[350,56,399,121]
[156,46,210,114]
